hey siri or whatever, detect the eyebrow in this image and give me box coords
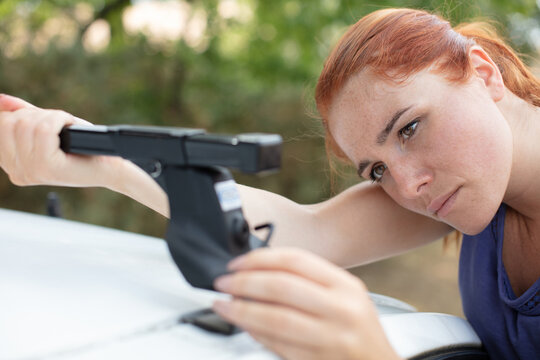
[376,105,413,144]
[356,105,413,177]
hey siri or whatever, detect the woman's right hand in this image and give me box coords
[0,94,169,217]
[212,247,402,360]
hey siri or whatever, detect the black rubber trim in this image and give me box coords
[409,346,490,360]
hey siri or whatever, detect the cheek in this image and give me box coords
[379,110,512,232]
[428,97,512,181]
[446,110,512,184]
[458,127,512,233]
[434,111,512,233]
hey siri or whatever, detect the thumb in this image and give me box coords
[0,94,38,111]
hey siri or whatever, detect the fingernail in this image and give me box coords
[214,275,232,291]
[212,300,231,315]
[228,255,246,270]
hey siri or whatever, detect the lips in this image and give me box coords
[428,187,461,217]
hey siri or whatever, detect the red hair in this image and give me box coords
[315,8,540,162]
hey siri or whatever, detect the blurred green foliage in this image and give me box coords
[0,0,539,237]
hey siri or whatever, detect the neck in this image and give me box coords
[502,90,540,221]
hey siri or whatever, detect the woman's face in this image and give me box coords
[328,69,513,235]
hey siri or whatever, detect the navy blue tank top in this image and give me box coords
[459,204,540,359]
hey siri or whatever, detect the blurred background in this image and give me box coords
[1,0,540,317]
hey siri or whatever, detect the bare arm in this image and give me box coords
[107,158,451,268]
[109,159,169,217]
[0,95,451,268]
[240,181,452,268]
[92,142,452,268]
[108,152,451,268]
[107,152,452,267]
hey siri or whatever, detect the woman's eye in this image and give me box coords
[370,163,387,183]
[399,120,419,140]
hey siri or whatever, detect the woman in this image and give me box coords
[1,8,539,359]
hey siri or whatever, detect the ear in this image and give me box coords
[468,45,505,102]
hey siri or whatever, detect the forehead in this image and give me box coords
[329,71,402,128]
[326,70,441,160]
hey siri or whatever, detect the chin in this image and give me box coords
[456,222,491,236]
[451,206,500,236]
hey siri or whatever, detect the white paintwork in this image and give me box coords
[0,208,481,359]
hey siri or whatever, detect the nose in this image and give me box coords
[388,160,432,200]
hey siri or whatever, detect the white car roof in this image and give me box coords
[0,208,481,359]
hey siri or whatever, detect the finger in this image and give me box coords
[12,109,49,158]
[28,110,81,185]
[0,94,91,126]
[214,271,341,318]
[213,298,331,349]
[0,112,18,172]
[13,116,38,178]
[72,116,93,126]
[32,111,69,158]
[0,94,37,111]
[228,247,360,288]
[8,109,88,185]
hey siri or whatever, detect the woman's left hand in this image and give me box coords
[212,247,401,360]
[0,94,169,217]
